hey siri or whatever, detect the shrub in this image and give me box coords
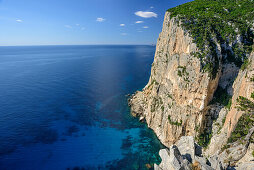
[197,132,212,148]
[210,86,232,108]
[168,115,182,126]
[228,95,254,144]
[167,0,254,77]
[241,59,250,70]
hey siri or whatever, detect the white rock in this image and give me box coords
[176,136,195,162]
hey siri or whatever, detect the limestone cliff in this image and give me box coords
[129,0,254,169]
[129,12,221,147]
[204,52,254,166]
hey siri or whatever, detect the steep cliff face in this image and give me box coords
[205,52,254,157]
[225,52,254,134]
[129,12,221,147]
[130,0,254,169]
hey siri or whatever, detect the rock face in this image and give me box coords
[205,52,254,157]
[129,12,221,147]
[175,136,195,162]
[129,8,254,170]
[224,52,254,135]
[155,136,218,170]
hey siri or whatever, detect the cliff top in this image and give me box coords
[167,0,254,77]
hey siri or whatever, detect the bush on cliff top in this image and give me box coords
[168,0,254,77]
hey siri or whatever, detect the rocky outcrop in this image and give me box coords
[129,12,221,147]
[155,136,220,170]
[156,147,192,170]
[236,143,254,170]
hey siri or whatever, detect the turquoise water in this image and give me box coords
[0,45,163,170]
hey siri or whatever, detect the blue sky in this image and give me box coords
[0,0,192,46]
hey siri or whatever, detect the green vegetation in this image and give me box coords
[195,125,200,132]
[250,75,254,82]
[226,99,232,110]
[210,86,232,109]
[236,93,254,113]
[177,66,190,82]
[168,0,254,77]
[147,79,159,89]
[197,132,213,148]
[221,144,230,153]
[151,97,163,112]
[227,112,254,143]
[167,93,173,99]
[161,105,165,112]
[177,66,187,77]
[252,150,254,157]
[251,92,254,99]
[240,58,250,70]
[168,115,182,126]
[222,116,226,125]
[227,92,254,144]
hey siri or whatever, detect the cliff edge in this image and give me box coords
[129,0,254,169]
[129,11,220,147]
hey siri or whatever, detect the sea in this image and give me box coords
[0,45,164,170]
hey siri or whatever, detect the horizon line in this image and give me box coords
[0,44,156,47]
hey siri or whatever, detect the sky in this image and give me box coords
[0,0,192,46]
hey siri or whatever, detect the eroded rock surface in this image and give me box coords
[129,10,254,170]
[155,136,219,170]
[129,12,221,147]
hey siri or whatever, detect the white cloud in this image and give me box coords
[76,24,80,26]
[135,11,157,18]
[16,19,23,22]
[65,25,72,28]
[81,27,85,30]
[150,6,154,9]
[96,17,105,22]
[120,24,125,27]
[135,21,144,24]
[121,33,127,36]
[143,26,149,29]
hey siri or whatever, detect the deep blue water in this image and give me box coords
[0,45,163,170]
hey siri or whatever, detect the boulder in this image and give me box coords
[156,146,192,170]
[176,136,195,162]
[154,164,162,170]
[193,157,214,170]
[208,155,223,170]
[158,149,171,170]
